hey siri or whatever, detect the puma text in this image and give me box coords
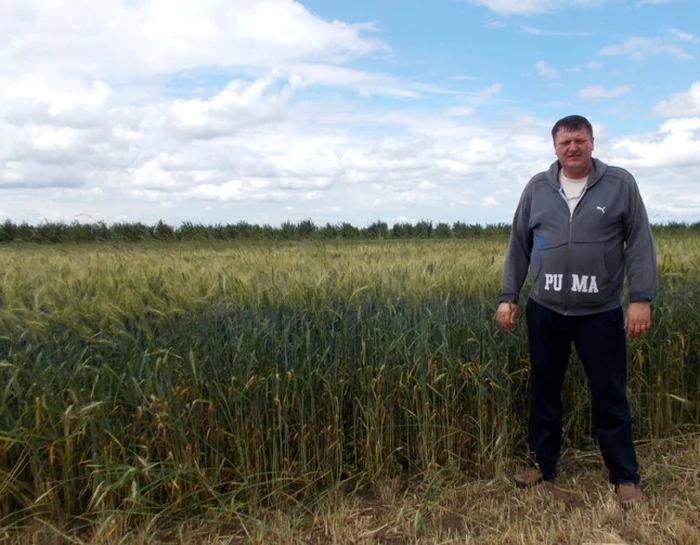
[544,273,599,293]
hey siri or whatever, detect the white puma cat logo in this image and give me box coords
[596,206,606,214]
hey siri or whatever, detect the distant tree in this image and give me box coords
[414,219,433,238]
[433,222,452,238]
[365,220,389,239]
[340,222,359,238]
[452,221,468,239]
[112,222,152,242]
[0,220,18,242]
[154,220,175,241]
[296,219,316,239]
[391,222,414,238]
[318,223,341,239]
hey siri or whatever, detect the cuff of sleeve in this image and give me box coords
[498,294,519,305]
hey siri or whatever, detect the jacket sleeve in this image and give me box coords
[498,183,534,304]
[623,174,657,302]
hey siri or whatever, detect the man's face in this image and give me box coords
[553,127,594,177]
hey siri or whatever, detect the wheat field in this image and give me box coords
[0,235,698,543]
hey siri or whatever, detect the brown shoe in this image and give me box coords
[514,467,544,488]
[616,483,643,508]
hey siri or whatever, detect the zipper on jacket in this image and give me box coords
[565,214,572,313]
[557,187,571,313]
[558,185,588,315]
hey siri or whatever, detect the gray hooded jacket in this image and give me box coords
[499,158,656,316]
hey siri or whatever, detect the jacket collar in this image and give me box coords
[546,158,608,189]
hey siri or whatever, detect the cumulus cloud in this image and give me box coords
[598,37,692,60]
[2,0,700,226]
[667,28,694,41]
[477,83,504,98]
[463,0,608,15]
[653,82,700,116]
[578,85,632,98]
[523,27,589,36]
[0,0,387,78]
[535,61,560,79]
[600,118,700,221]
[0,0,391,202]
[610,121,700,169]
[659,117,700,133]
[445,107,475,117]
[161,73,299,140]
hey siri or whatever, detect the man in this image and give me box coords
[496,115,656,508]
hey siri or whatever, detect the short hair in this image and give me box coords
[551,115,593,141]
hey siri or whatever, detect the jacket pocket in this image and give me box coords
[566,241,622,307]
[530,244,567,307]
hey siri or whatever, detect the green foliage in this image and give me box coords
[0,236,697,528]
[433,222,452,238]
[0,219,697,244]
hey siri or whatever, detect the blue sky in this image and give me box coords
[1,0,699,226]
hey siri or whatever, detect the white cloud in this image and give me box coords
[602,118,700,221]
[610,122,700,169]
[535,61,560,79]
[659,117,700,133]
[0,0,413,218]
[598,37,692,60]
[667,28,694,41]
[162,73,299,141]
[0,0,387,79]
[588,61,602,69]
[1,75,548,222]
[477,83,503,98]
[653,82,700,116]
[578,85,631,98]
[445,107,475,116]
[464,0,608,15]
[2,0,700,226]
[523,27,589,36]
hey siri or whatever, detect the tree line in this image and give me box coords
[0,219,698,243]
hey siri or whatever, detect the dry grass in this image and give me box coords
[5,435,699,545]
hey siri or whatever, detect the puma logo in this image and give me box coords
[596,206,606,214]
[544,273,599,293]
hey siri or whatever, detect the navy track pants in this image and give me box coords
[525,298,640,485]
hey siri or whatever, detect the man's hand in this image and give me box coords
[624,301,652,339]
[496,302,518,333]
